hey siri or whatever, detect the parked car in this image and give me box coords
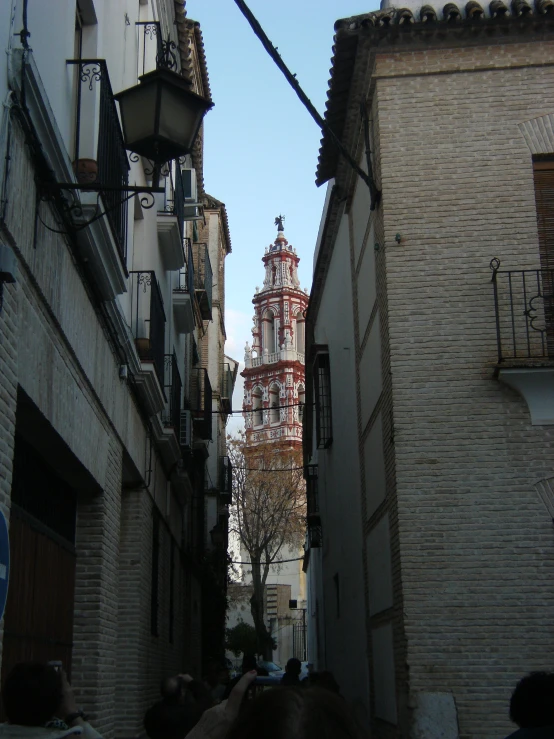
[257,660,284,678]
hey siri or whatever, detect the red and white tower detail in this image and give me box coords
[242,217,308,448]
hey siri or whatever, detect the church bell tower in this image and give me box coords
[242,217,308,448]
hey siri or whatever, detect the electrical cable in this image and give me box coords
[204,400,312,415]
[229,555,304,565]
[233,0,379,200]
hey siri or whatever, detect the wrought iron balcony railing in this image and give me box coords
[163,352,182,436]
[158,165,186,242]
[491,260,554,362]
[192,243,213,320]
[176,239,195,293]
[220,363,233,414]
[219,456,233,504]
[136,21,162,79]
[129,271,166,388]
[190,367,212,440]
[67,59,130,263]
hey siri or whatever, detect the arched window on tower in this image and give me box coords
[296,317,305,354]
[252,388,263,427]
[298,385,305,422]
[269,384,280,424]
[263,310,275,354]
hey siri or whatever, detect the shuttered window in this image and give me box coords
[533,157,554,268]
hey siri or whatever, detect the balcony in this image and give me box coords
[191,368,212,440]
[219,456,233,505]
[491,261,554,425]
[129,271,166,415]
[192,243,213,321]
[149,352,183,469]
[67,59,130,300]
[221,363,234,415]
[173,239,195,334]
[157,165,186,271]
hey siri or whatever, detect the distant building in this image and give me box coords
[227,221,308,666]
[304,2,554,738]
[242,220,308,448]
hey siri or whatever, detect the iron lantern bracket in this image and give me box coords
[39,182,164,234]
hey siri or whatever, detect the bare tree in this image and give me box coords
[227,433,305,659]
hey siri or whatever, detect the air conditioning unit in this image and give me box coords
[179,410,193,448]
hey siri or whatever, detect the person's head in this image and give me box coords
[2,663,63,726]
[227,687,362,739]
[160,676,186,704]
[242,654,257,674]
[285,658,302,676]
[509,672,554,729]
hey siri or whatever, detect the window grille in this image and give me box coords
[533,157,554,269]
[314,352,333,448]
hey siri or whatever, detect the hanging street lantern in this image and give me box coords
[114,66,213,166]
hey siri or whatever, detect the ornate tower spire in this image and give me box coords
[241,220,309,448]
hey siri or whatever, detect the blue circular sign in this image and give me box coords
[0,509,10,622]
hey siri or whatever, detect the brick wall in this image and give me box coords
[72,434,122,737]
[0,113,199,737]
[0,269,17,669]
[375,41,554,739]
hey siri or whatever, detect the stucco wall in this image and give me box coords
[313,212,371,728]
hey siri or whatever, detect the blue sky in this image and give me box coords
[185,0,379,430]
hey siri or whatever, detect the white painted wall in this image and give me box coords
[309,212,370,724]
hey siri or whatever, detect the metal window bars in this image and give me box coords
[163,352,183,437]
[490,259,554,362]
[314,352,333,448]
[129,271,166,390]
[67,60,130,263]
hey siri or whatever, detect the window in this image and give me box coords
[150,511,160,637]
[263,310,275,353]
[298,385,305,422]
[252,388,263,426]
[534,157,554,268]
[296,319,305,354]
[314,351,333,448]
[269,384,280,423]
[533,157,554,351]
